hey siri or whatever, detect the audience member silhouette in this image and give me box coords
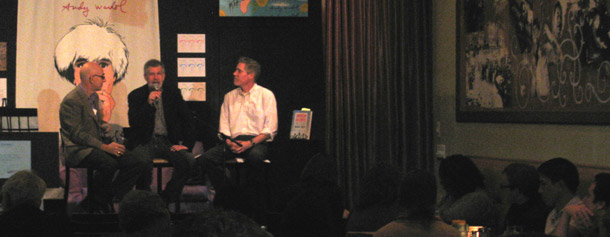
[375,169,460,237]
[437,154,497,227]
[537,157,581,236]
[556,172,610,237]
[346,163,403,232]
[280,153,345,237]
[173,208,271,237]
[118,190,171,236]
[0,170,71,236]
[501,163,551,234]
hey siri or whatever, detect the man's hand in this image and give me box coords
[232,140,253,154]
[226,139,240,153]
[101,142,126,157]
[170,145,188,152]
[148,91,162,105]
[97,91,115,123]
[565,204,594,228]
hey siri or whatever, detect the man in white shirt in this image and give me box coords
[198,57,277,221]
[537,157,582,236]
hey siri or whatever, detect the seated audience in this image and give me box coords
[537,157,582,236]
[280,153,346,237]
[501,163,551,234]
[437,154,497,227]
[346,163,403,232]
[374,169,460,237]
[556,172,610,237]
[173,208,271,236]
[118,190,171,236]
[0,170,71,236]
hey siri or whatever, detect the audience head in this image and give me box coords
[174,208,271,237]
[300,153,338,185]
[537,157,579,206]
[397,169,437,222]
[118,190,170,235]
[439,154,485,199]
[502,163,541,204]
[357,163,402,210]
[585,173,610,211]
[1,170,46,211]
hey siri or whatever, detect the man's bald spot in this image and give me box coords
[79,62,102,87]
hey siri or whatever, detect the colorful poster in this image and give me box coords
[178,58,206,77]
[16,0,161,130]
[178,82,206,101]
[219,0,308,17]
[178,34,206,53]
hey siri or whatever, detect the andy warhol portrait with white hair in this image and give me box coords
[54,18,129,122]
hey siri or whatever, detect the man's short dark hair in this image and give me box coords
[143,59,165,74]
[503,163,540,199]
[594,173,610,207]
[537,157,579,194]
[118,190,170,234]
[238,56,261,80]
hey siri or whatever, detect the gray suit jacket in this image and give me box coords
[59,86,105,167]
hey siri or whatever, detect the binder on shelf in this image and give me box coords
[289,108,313,140]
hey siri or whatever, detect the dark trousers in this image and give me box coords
[80,148,149,205]
[197,135,268,222]
[133,135,195,202]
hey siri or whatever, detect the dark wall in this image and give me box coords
[158,0,324,149]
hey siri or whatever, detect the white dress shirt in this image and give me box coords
[219,83,278,141]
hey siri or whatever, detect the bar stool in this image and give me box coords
[64,164,94,213]
[152,158,182,212]
[224,158,273,215]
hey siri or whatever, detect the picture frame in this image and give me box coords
[456,0,610,124]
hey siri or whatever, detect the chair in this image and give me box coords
[63,163,94,213]
[224,157,273,218]
[152,158,181,213]
[224,158,271,186]
[152,141,205,213]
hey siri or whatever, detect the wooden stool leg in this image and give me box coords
[64,166,70,212]
[86,168,94,212]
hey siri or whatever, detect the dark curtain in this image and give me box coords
[323,0,434,209]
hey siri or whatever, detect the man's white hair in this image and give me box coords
[54,18,129,84]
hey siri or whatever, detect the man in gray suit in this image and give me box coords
[60,62,149,213]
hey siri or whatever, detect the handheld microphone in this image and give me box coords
[152,83,160,103]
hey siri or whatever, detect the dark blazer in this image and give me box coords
[59,86,105,167]
[127,83,195,150]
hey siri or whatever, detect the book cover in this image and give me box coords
[289,110,313,140]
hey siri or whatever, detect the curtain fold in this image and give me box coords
[323,0,433,209]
